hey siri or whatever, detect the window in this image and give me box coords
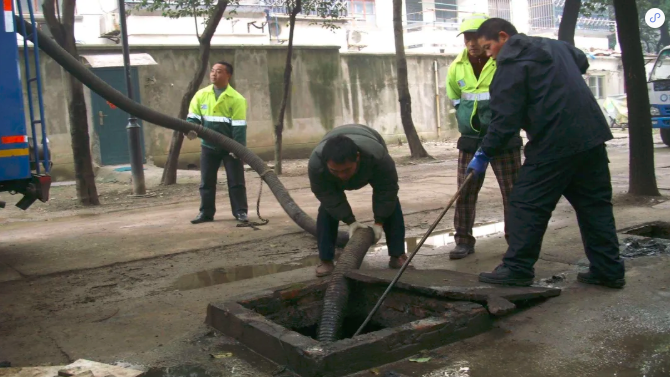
[406,0,423,23]
[587,76,605,99]
[350,0,375,24]
[528,0,554,30]
[435,0,457,23]
[651,49,670,81]
[488,0,511,21]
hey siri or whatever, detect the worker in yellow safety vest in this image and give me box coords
[185,61,249,224]
[446,13,523,260]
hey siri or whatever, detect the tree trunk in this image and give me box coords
[558,0,581,46]
[160,0,229,185]
[274,0,302,175]
[68,74,99,205]
[43,0,99,205]
[613,0,660,196]
[392,0,430,158]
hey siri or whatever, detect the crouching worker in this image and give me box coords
[308,124,409,277]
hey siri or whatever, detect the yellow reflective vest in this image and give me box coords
[186,84,247,151]
[446,48,496,138]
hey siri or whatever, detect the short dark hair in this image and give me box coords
[322,135,358,164]
[214,61,234,76]
[476,18,518,41]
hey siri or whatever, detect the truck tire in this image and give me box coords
[662,128,670,146]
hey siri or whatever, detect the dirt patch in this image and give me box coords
[612,193,668,207]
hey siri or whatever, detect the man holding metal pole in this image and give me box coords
[468,18,625,288]
[446,13,522,260]
[186,61,249,224]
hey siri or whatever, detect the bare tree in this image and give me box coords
[274,0,301,175]
[42,0,99,205]
[272,0,347,174]
[392,0,429,158]
[558,0,581,45]
[613,0,660,196]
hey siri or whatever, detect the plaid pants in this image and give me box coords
[454,148,522,246]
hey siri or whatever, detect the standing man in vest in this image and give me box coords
[446,13,523,260]
[186,61,249,224]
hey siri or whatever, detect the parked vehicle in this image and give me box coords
[0,1,51,210]
[649,45,670,146]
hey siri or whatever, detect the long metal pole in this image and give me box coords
[353,172,475,337]
[118,0,146,195]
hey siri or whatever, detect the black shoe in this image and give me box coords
[236,212,248,222]
[449,244,475,260]
[191,213,213,224]
[577,271,625,289]
[479,264,534,286]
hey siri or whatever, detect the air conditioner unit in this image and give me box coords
[268,20,283,37]
[99,12,120,38]
[347,30,369,48]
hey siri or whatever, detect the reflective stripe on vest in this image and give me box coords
[187,113,202,120]
[461,92,490,101]
[452,99,461,106]
[231,120,247,127]
[203,115,231,123]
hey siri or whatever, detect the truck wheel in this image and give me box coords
[661,128,670,146]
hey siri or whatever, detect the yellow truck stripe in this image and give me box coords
[0,148,29,158]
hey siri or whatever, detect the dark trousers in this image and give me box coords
[199,146,248,218]
[503,144,625,279]
[317,199,406,261]
[455,148,521,246]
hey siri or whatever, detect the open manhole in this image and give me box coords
[206,269,560,377]
[621,221,670,239]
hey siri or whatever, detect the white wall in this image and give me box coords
[587,57,624,96]
[510,0,530,33]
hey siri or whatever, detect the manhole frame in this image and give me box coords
[206,280,493,377]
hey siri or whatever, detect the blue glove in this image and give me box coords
[466,149,491,177]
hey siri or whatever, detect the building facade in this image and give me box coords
[19,0,617,52]
[14,0,624,179]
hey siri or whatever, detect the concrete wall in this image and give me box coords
[19,45,458,180]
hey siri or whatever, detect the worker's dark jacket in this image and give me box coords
[308,124,399,225]
[480,34,613,163]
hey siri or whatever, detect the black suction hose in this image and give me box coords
[317,228,374,342]
[15,16,348,246]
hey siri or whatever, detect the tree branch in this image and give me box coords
[42,0,65,45]
[198,0,228,44]
[62,0,76,31]
[193,4,201,40]
[557,0,581,46]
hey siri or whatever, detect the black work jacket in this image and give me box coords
[308,124,399,225]
[480,34,613,163]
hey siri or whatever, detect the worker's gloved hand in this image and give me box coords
[186,130,198,140]
[372,223,383,243]
[466,148,491,178]
[348,221,368,239]
[229,152,238,159]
